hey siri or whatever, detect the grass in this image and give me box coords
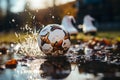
[0,31,120,43]
[71,31,120,43]
[0,32,27,43]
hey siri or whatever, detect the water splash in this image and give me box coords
[16,25,44,57]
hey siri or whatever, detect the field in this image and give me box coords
[0,31,120,43]
[0,31,120,80]
[72,31,120,43]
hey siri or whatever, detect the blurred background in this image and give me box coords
[0,0,120,32]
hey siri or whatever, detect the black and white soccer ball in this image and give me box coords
[38,24,71,56]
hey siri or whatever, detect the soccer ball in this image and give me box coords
[38,24,71,56]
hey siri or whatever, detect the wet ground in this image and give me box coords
[0,39,120,80]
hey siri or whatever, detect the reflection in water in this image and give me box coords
[0,54,120,80]
[78,60,120,80]
[0,42,120,80]
[65,64,95,80]
[40,56,71,79]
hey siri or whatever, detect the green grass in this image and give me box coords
[0,32,27,43]
[0,31,120,43]
[71,31,120,43]
[97,31,120,39]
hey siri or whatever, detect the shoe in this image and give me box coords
[82,15,97,35]
[61,15,78,35]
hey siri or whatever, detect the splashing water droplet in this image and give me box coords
[52,16,55,19]
[12,19,15,22]
[18,33,44,57]
[33,16,35,19]
[15,32,18,38]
